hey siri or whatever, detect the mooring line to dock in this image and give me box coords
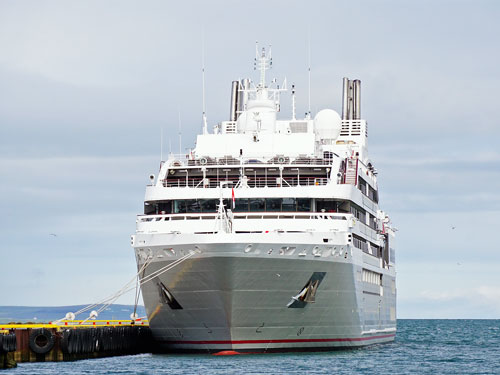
[52,258,153,324]
[53,249,199,324]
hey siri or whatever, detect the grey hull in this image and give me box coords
[139,242,396,352]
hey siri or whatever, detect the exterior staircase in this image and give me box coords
[344,158,358,185]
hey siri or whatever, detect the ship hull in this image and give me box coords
[138,240,396,352]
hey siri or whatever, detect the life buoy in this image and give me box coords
[200,157,207,165]
[29,328,55,354]
[277,156,285,163]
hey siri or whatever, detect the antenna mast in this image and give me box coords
[202,31,208,134]
[254,42,272,88]
[307,30,311,119]
[160,127,163,161]
[178,110,182,155]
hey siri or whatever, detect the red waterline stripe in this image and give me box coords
[167,333,395,345]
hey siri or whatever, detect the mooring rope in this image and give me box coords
[73,258,153,318]
[54,250,198,324]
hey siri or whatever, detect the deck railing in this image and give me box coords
[163,176,329,188]
[137,212,350,223]
[165,154,334,167]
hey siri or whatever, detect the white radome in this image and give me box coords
[314,109,342,141]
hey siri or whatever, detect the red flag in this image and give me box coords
[231,188,235,209]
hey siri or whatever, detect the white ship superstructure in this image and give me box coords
[132,47,397,352]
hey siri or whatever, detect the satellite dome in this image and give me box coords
[314,109,342,140]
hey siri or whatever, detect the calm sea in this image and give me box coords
[7,320,500,374]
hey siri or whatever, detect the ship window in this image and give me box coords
[350,203,366,222]
[353,234,368,252]
[249,198,265,211]
[358,177,367,195]
[185,200,201,213]
[144,202,156,215]
[282,198,296,211]
[200,199,217,212]
[368,213,377,230]
[316,199,340,213]
[158,201,172,214]
[234,199,249,212]
[174,200,187,213]
[266,198,282,212]
[368,185,379,203]
[369,242,382,257]
[173,199,220,213]
[297,199,311,212]
[144,201,173,215]
[150,198,314,214]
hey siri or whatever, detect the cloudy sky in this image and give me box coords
[1,0,499,318]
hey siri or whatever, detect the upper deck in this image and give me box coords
[147,46,377,195]
[148,147,378,202]
[139,47,391,237]
[133,46,396,271]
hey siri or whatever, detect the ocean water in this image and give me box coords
[7,320,500,375]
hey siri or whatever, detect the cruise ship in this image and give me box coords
[132,47,397,352]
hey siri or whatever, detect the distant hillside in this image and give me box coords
[0,304,147,323]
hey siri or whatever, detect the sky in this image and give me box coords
[1,0,499,319]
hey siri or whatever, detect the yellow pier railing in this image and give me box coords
[0,319,149,330]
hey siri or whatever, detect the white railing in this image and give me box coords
[163,176,329,188]
[137,212,350,223]
[163,155,333,168]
